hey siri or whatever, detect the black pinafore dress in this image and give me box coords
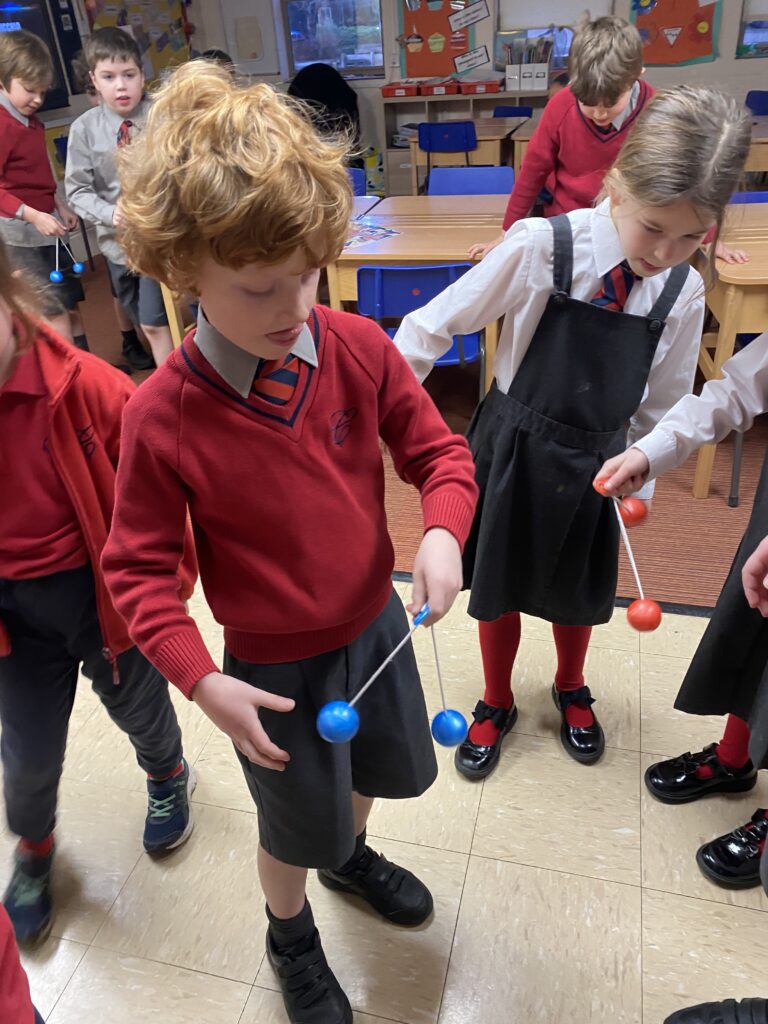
[463,214,689,627]
[674,453,768,769]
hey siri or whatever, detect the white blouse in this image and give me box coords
[634,330,768,480]
[394,199,705,497]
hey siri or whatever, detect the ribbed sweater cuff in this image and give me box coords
[153,632,220,700]
[422,494,476,551]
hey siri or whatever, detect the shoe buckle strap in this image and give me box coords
[472,700,510,729]
[555,685,595,711]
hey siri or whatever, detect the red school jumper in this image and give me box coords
[0,105,57,219]
[102,306,479,698]
[502,81,656,229]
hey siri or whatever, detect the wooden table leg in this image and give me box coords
[326,262,342,310]
[692,283,743,498]
[483,319,498,394]
[161,283,185,348]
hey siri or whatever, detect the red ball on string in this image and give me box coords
[593,477,610,496]
[627,598,662,632]
[619,497,648,527]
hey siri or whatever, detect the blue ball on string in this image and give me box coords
[317,700,359,744]
[72,261,85,275]
[49,269,63,284]
[430,709,468,747]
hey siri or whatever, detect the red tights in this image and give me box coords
[695,714,751,778]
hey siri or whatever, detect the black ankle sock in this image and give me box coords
[121,328,140,347]
[267,899,314,952]
[73,334,89,351]
[336,829,368,875]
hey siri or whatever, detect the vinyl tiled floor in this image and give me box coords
[5,586,767,1023]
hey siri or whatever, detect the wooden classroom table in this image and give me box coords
[693,236,768,498]
[327,219,500,393]
[510,108,542,176]
[352,195,382,217]
[361,194,508,225]
[746,116,768,173]
[721,200,768,240]
[408,116,528,195]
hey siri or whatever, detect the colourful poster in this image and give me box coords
[398,0,472,79]
[630,0,721,67]
[83,0,189,80]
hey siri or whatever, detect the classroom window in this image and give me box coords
[283,0,385,77]
[737,0,768,58]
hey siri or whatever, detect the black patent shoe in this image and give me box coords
[318,846,433,926]
[551,685,605,765]
[645,743,757,804]
[695,809,768,889]
[266,927,352,1024]
[454,700,518,781]
[664,998,768,1024]
[761,839,768,897]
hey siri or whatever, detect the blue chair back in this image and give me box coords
[417,121,478,154]
[427,166,514,195]
[347,167,366,196]
[492,105,533,118]
[730,190,768,204]
[356,264,483,368]
[746,90,768,115]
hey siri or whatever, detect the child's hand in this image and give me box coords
[743,536,768,616]
[113,204,127,229]
[28,209,66,238]
[407,527,463,626]
[715,240,749,265]
[596,448,651,497]
[60,206,79,231]
[468,233,503,261]
[193,671,294,770]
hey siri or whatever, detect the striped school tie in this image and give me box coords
[116,119,133,148]
[591,261,637,312]
[251,353,300,405]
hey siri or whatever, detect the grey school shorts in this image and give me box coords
[105,259,168,328]
[225,589,438,869]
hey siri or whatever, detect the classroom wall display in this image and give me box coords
[218,0,279,75]
[629,0,722,67]
[84,0,189,80]
[398,0,476,78]
[737,0,768,58]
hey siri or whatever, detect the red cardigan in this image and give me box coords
[0,107,57,219]
[102,306,479,698]
[0,326,196,664]
[503,81,655,229]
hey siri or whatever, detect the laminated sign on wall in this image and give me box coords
[630,0,721,66]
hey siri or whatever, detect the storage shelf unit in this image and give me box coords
[383,90,547,195]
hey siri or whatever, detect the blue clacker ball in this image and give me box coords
[49,270,64,284]
[431,709,468,747]
[317,700,360,744]
[72,261,85,275]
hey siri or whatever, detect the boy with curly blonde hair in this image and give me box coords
[102,62,477,1024]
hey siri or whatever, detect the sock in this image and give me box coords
[553,624,593,728]
[121,328,140,348]
[695,715,751,779]
[267,899,314,953]
[470,613,521,745]
[73,334,89,351]
[148,760,184,782]
[19,834,54,858]
[335,829,368,874]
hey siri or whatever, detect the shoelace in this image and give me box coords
[9,872,47,907]
[148,791,178,821]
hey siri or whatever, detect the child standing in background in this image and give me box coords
[0,31,87,348]
[66,28,173,367]
[0,238,195,947]
[395,87,750,781]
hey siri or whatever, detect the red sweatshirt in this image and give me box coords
[102,306,479,698]
[0,325,195,662]
[503,81,655,229]
[0,106,57,219]
[0,906,34,1024]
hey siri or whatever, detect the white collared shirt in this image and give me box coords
[634,330,768,481]
[394,200,705,498]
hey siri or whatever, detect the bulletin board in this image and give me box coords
[398,0,477,78]
[84,0,189,81]
[630,0,721,66]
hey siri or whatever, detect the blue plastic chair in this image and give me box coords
[347,167,366,196]
[730,190,768,204]
[427,166,514,195]
[492,105,533,118]
[746,90,768,115]
[357,264,485,396]
[417,121,478,186]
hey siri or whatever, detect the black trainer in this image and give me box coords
[266,927,352,1024]
[664,998,768,1024]
[122,336,155,371]
[318,845,432,926]
[551,685,605,765]
[695,809,768,889]
[645,744,757,804]
[454,700,518,780]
